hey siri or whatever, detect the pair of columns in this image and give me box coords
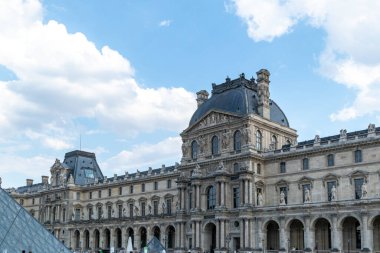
[240,179,253,206]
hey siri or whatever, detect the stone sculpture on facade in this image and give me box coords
[257,192,264,206]
[68,174,74,185]
[162,202,166,214]
[222,130,230,149]
[182,140,189,157]
[331,185,337,201]
[134,205,139,216]
[242,126,251,144]
[304,188,311,203]
[368,123,376,134]
[362,181,368,199]
[280,191,286,205]
[148,204,152,215]
[314,135,320,144]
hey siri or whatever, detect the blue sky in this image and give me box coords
[1,0,380,188]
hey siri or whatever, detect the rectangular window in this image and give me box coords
[154,181,158,190]
[119,187,122,195]
[257,163,261,174]
[98,190,102,198]
[233,187,240,208]
[76,192,80,200]
[354,178,364,199]
[89,192,92,199]
[130,185,134,194]
[32,198,35,205]
[62,208,66,222]
[327,154,334,167]
[107,206,112,219]
[279,186,288,204]
[108,188,112,197]
[280,162,286,173]
[355,150,362,163]
[327,181,336,201]
[141,202,146,216]
[302,158,309,170]
[166,199,172,215]
[142,183,145,192]
[167,179,172,189]
[129,203,134,218]
[89,207,93,220]
[302,184,311,203]
[118,205,123,218]
[75,208,80,221]
[153,200,159,216]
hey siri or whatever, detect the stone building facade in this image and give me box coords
[3,69,380,253]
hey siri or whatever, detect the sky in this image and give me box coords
[1,0,380,188]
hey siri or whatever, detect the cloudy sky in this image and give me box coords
[1,0,380,188]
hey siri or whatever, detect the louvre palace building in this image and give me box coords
[3,69,380,253]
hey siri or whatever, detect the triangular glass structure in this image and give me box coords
[0,188,71,253]
[139,237,166,253]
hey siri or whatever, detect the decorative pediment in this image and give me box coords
[86,203,93,208]
[322,173,340,186]
[106,201,113,206]
[116,199,124,205]
[275,179,289,191]
[255,180,265,188]
[348,170,369,184]
[297,176,314,189]
[126,198,135,204]
[184,110,241,133]
[138,197,147,202]
[151,195,160,201]
[95,202,103,207]
[164,193,174,199]
[73,203,82,208]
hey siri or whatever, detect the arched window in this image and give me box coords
[207,186,216,210]
[271,135,278,150]
[211,136,219,155]
[256,130,262,151]
[191,141,198,159]
[234,130,241,151]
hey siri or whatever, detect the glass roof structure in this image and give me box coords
[0,188,71,253]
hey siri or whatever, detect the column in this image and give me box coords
[197,221,201,248]
[216,220,220,249]
[110,230,115,249]
[304,217,313,250]
[122,228,127,249]
[192,185,196,210]
[362,214,370,250]
[135,233,141,251]
[216,182,221,207]
[181,187,186,210]
[197,185,201,209]
[248,181,253,205]
[80,230,85,250]
[175,223,180,249]
[241,219,245,248]
[331,215,342,250]
[240,181,245,206]
[221,182,225,207]
[192,221,196,248]
[220,220,225,248]
[279,218,287,251]
[245,180,249,205]
[245,219,249,248]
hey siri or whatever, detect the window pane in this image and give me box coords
[354,178,364,199]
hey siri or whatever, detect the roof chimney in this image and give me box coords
[26,179,33,186]
[41,176,49,184]
[196,90,209,107]
[256,69,270,119]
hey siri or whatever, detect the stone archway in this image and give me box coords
[104,228,111,250]
[266,221,280,250]
[289,219,304,250]
[314,218,331,251]
[373,216,380,251]
[204,223,216,253]
[74,230,80,250]
[342,217,361,251]
[84,230,90,250]
[115,228,122,249]
[153,226,161,240]
[140,227,147,248]
[166,225,175,249]
[94,229,100,249]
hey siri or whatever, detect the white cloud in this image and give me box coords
[232,0,380,121]
[101,136,181,175]
[159,20,172,27]
[0,0,196,148]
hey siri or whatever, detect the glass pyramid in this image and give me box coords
[139,237,166,253]
[0,188,71,253]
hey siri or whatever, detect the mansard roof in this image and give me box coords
[189,74,289,127]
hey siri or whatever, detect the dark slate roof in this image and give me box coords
[63,150,104,185]
[15,183,45,194]
[189,75,289,127]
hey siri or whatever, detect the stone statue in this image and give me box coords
[304,188,311,203]
[340,129,347,139]
[314,135,320,144]
[192,164,202,177]
[242,127,251,144]
[112,208,115,218]
[217,161,225,171]
[182,140,189,156]
[162,202,166,214]
[368,123,376,134]
[148,204,152,215]
[361,181,368,199]
[123,208,127,217]
[331,185,337,201]
[68,174,74,185]
[134,205,139,216]
[257,192,264,206]
[81,212,84,220]
[280,191,286,205]
[199,135,207,154]
[222,130,230,149]
[176,201,180,211]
